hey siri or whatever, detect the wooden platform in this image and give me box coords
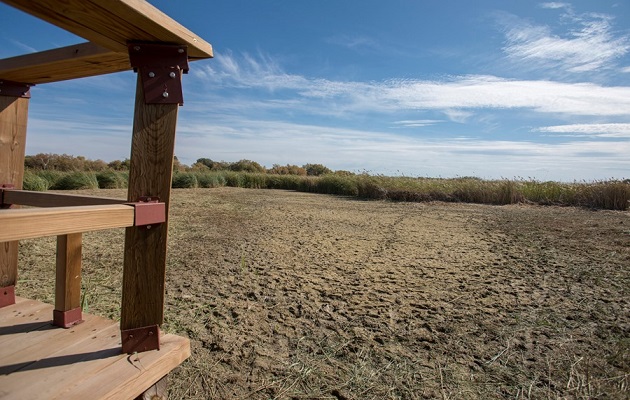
[0,297,190,400]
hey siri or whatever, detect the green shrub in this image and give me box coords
[316,175,359,196]
[172,172,198,188]
[51,172,99,190]
[22,171,48,191]
[35,170,64,189]
[195,172,226,188]
[96,170,127,189]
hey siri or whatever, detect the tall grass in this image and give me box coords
[22,169,630,210]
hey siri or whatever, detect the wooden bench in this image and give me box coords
[0,1,213,398]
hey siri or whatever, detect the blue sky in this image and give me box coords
[1,1,629,181]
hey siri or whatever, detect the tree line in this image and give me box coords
[24,153,339,176]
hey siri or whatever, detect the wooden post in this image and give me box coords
[120,74,178,347]
[0,94,29,307]
[53,233,83,327]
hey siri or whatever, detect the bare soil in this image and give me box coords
[17,188,630,399]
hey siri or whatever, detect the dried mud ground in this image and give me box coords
[17,188,630,399]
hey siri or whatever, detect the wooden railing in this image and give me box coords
[0,189,165,329]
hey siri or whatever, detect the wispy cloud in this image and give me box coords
[539,2,571,10]
[501,9,630,73]
[536,123,630,137]
[393,120,443,127]
[193,53,630,119]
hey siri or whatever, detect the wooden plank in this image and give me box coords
[55,233,82,312]
[1,0,213,60]
[0,42,130,84]
[0,297,49,330]
[0,298,190,400]
[56,334,190,399]
[0,311,113,364]
[3,189,126,208]
[121,75,178,330]
[0,95,28,290]
[0,204,135,242]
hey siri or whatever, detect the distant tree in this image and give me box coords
[172,156,187,172]
[108,159,130,171]
[196,158,215,169]
[303,163,332,176]
[268,164,307,176]
[229,159,266,173]
[334,170,355,176]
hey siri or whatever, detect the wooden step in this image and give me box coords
[0,297,190,400]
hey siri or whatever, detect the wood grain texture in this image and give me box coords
[0,95,28,288]
[0,42,130,84]
[121,75,178,330]
[0,205,135,242]
[2,0,213,60]
[55,233,82,312]
[4,189,126,208]
[0,297,190,400]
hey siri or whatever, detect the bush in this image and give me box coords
[51,172,99,190]
[172,172,198,188]
[22,171,48,191]
[195,172,226,188]
[316,175,359,196]
[96,170,127,189]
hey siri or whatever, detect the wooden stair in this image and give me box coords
[0,297,190,399]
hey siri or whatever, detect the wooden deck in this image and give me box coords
[0,297,190,399]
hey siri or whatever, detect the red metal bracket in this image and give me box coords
[128,42,189,105]
[0,285,16,308]
[121,325,160,354]
[1,184,15,209]
[53,307,83,328]
[127,197,166,227]
[0,80,32,98]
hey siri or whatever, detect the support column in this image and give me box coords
[121,43,186,353]
[0,85,30,308]
[53,233,83,327]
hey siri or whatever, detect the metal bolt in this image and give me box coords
[169,72,176,78]
[133,46,141,51]
[129,334,134,339]
[148,72,155,78]
[146,225,152,230]
[162,91,169,98]
[148,331,154,336]
[178,48,185,53]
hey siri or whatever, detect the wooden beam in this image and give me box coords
[1,0,213,60]
[0,205,135,242]
[0,95,28,292]
[0,42,130,84]
[121,75,178,331]
[54,233,83,327]
[3,189,126,207]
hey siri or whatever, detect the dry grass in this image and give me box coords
[16,188,630,399]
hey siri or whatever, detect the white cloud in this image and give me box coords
[193,54,630,118]
[393,120,443,127]
[172,117,630,181]
[501,11,630,72]
[536,123,630,137]
[539,2,571,10]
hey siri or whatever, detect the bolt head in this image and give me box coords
[162,91,169,98]
[133,46,141,51]
[169,72,177,78]
[178,48,185,53]
[148,72,155,78]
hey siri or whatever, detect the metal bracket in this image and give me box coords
[0,285,16,308]
[121,325,160,354]
[127,196,166,228]
[1,184,15,209]
[53,307,83,328]
[128,42,189,105]
[0,80,32,98]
